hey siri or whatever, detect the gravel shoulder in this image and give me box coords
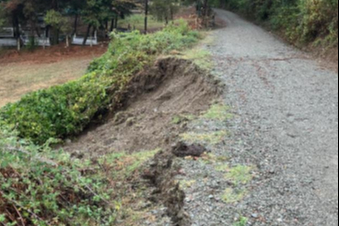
[177,9,338,226]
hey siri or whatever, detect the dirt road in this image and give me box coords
[205,9,338,225]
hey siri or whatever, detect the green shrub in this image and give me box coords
[0,20,199,144]
[0,123,116,225]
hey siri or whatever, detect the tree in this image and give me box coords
[0,6,6,27]
[44,10,69,45]
[150,0,180,25]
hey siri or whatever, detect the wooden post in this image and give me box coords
[17,38,20,51]
[66,35,69,48]
[144,0,149,34]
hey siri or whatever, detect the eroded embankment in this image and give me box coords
[63,57,222,225]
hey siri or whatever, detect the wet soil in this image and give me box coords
[64,58,220,158]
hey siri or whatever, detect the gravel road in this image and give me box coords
[178,9,338,226]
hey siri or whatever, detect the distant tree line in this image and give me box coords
[0,0,137,45]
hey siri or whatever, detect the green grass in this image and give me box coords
[215,164,229,172]
[222,188,247,204]
[233,217,248,226]
[102,150,159,180]
[202,104,233,121]
[225,165,253,186]
[221,165,253,204]
[181,48,214,70]
[118,14,165,31]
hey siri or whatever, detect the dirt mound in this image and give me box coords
[64,57,221,157]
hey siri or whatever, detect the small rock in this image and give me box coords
[251,213,259,218]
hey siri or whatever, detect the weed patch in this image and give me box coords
[181,48,214,70]
[225,165,253,186]
[222,188,247,204]
[233,216,248,226]
[202,104,233,121]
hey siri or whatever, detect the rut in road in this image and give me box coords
[177,9,338,226]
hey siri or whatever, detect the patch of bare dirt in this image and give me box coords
[0,44,107,65]
[64,57,221,158]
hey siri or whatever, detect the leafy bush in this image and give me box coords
[0,123,116,225]
[1,73,109,144]
[0,20,199,144]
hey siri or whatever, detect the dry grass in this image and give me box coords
[0,58,95,107]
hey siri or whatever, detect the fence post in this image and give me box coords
[17,38,20,51]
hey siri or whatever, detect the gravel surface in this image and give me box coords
[177,9,338,226]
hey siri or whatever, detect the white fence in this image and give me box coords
[22,37,51,47]
[0,27,14,38]
[72,33,98,46]
[1,29,98,47]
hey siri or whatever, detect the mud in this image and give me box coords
[64,57,220,158]
[143,150,190,226]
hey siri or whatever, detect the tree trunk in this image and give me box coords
[203,0,209,27]
[66,35,69,48]
[35,26,41,38]
[12,14,21,51]
[114,15,118,29]
[51,27,59,45]
[170,6,174,21]
[83,24,91,45]
[105,20,109,36]
[12,13,20,39]
[144,0,149,34]
[72,14,79,37]
[110,18,115,31]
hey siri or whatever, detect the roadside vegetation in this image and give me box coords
[212,0,338,48]
[0,21,200,225]
[0,21,199,144]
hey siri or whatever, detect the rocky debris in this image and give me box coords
[171,142,208,158]
[144,151,191,226]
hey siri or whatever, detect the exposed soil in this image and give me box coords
[64,57,220,158]
[63,57,221,225]
[0,44,107,65]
